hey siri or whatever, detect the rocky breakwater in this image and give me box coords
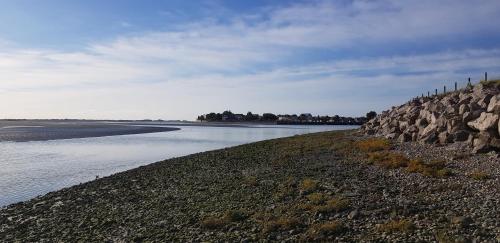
[362,81,500,153]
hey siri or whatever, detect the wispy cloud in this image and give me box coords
[1,0,500,119]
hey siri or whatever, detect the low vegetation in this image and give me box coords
[406,159,452,178]
[377,219,415,233]
[367,151,409,169]
[469,170,490,180]
[313,197,350,214]
[306,221,345,238]
[355,138,391,152]
[300,178,319,193]
[262,217,302,233]
[200,217,227,229]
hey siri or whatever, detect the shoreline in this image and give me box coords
[0,130,498,241]
[0,120,180,142]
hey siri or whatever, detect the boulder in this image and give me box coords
[420,124,437,139]
[385,133,399,140]
[459,104,470,115]
[365,129,375,135]
[451,130,470,142]
[398,132,412,143]
[420,133,437,144]
[490,138,500,150]
[472,132,494,153]
[467,112,499,131]
[477,94,493,109]
[438,132,452,144]
[487,95,500,113]
[415,118,428,128]
[462,110,482,123]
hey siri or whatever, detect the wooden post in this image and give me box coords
[427,91,430,97]
[485,72,488,81]
[435,89,438,96]
[444,85,446,93]
[455,82,457,91]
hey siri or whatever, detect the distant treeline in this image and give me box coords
[197,111,375,125]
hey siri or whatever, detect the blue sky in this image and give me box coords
[1,0,500,120]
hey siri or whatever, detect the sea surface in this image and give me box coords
[0,125,356,207]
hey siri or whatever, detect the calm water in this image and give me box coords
[0,125,356,207]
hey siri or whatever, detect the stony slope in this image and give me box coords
[1,131,498,242]
[362,80,500,153]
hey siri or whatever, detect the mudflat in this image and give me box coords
[0,120,179,142]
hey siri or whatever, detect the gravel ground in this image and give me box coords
[0,130,498,242]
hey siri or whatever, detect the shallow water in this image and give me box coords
[0,125,356,207]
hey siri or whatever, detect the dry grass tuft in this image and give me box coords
[200,216,227,229]
[355,138,391,152]
[262,217,301,233]
[306,192,327,204]
[306,221,344,238]
[223,209,248,222]
[300,178,319,193]
[313,197,350,213]
[243,175,258,186]
[469,170,490,180]
[377,219,415,233]
[406,159,452,178]
[368,151,409,169]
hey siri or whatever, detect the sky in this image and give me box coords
[1,0,500,120]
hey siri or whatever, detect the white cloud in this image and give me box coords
[1,0,500,119]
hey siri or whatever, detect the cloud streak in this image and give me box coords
[1,0,500,119]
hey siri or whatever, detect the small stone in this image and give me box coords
[348,209,359,220]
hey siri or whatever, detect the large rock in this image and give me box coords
[463,110,482,123]
[451,130,470,142]
[487,95,500,113]
[472,132,494,153]
[438,132,452,144]
[477,94,493,109]
[420,124,437,138]
[459,104,470,115]
[467,112,499,131]
[398,132,412,143]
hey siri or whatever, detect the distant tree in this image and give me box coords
[205,112,218,121]
[366,111,377,120]
[222,110,234,116]
[261,113,278,121]
[245,111,259,121]
[197,115,205,121]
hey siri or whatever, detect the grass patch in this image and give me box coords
[201,209,249,229]
[300,178,319,193]
[406,159,452,178]
[223,210,248,222]
[368,151,409,169]
[200,217,227,229]
[469,170,490,180]
[306,221,344,238]
[435,230,460,243]
[306,192,327,204]
[243,175,258,186]
[262,217,302,233]
[377,219,415,233]
[355,138,391,152]
[479,79,500,88]
[313,197,350,213]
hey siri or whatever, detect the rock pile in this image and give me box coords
[362,81,500,153]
